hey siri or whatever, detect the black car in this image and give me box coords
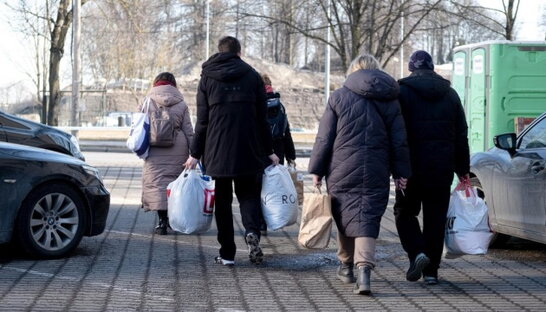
[0,111,85,161]
[0,142,109,258]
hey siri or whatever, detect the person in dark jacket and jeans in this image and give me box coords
[394,50,470,285]
[309,54,411,295]
[185,36,279,266]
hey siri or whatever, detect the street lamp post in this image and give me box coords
[324,0,331,106]
[72,0,81,127]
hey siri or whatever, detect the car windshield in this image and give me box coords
[519,116,546,149]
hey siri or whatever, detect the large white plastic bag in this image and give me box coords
[445,185,493,256]
[167,169,215,234]
[126,98,151,159]
[261,165,298,230]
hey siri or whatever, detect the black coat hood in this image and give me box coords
[201,52,252,82]
[398,69,451,100]
[343,69,399,101]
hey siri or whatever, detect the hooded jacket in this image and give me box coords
[308,69,411,238]
[191,52,273,177]
[141,85,194,211]
[398,69,470,185]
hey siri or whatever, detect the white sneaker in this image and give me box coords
[214,256,235,266]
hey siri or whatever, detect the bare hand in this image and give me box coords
[269,153,280,165]
[313,174,323,188]
[395,177,408,190]
[184,156,198,169]
[287,159,296,168]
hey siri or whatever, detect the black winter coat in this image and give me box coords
[308,69,411,238]
[267,92,296,164]
[398,70,470,186]
[191,52,273,177]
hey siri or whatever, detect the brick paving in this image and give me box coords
[1,152,545,311]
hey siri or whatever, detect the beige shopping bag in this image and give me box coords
[288,165,304,205]
[298,187,332,249]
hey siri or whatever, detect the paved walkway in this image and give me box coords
[1,152,545,311]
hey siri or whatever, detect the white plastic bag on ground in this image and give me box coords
[445,183,493,256]
[261,165,298,231]
[126,98,151,159]
[167,169,215,234]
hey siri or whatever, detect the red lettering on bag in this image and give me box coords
[166,189,171,198]
[203,189,215,215]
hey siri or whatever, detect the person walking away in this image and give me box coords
[261,74,296,166]
[184,36,279,266]
[141,72,194,235]
[308,54,411,295]
[259,73,297,235]
[394,50,470,285]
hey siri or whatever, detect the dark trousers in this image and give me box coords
[214,174,262,261]
[393,178,451,276]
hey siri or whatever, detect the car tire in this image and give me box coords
[470,176,510,248]
[15,183,87,258]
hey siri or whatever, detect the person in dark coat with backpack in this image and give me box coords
[184,36,279,266]
[394,50,470,285]
[258,73,297,235]
[261,74,296,166]
[309,54,411,295]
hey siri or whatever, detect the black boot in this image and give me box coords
[353,265,372,295]
[155,211,168,235]
[336,262,356,284]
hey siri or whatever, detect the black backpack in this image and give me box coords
[266,96,288,140]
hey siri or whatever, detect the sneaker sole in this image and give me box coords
[246,234,263,264]
[407,255,430,282]
[353,285,371,295]
[215,257,235,267]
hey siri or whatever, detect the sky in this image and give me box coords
[0,0,545,97]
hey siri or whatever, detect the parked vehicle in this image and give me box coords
[452,41,546,153]
[0,111,85,161]
[470,111,546,245]
[0,142,110,258]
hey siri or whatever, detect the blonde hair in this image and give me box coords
[346,54,381,75]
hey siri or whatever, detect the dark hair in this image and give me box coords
[261,73,272,86]
[218,36,241,54]
[153,72,177,87]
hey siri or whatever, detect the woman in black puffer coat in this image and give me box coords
[308,54,411,295]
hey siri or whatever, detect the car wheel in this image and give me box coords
[470,176,510,248]
[15,183,86,258]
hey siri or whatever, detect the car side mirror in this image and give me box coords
[494,133,517,156]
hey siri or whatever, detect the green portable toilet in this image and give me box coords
[452,41,546,153]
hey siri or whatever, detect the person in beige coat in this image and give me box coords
[141,72,194,235]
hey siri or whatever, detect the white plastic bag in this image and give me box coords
[126,98,151,159]
[167,169,215,234]
[445,183,493,256]
[261,165,298,231]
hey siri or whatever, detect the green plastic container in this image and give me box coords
[452,41,546,153]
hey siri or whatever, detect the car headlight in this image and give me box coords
[70,135,86,161]
[82,164,102,181]
[70,135,82,153]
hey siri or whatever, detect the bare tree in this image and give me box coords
[449,0,520,40]
[241,0,443,71]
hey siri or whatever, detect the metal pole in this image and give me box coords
[324,0,331,105]
[400,13,404,79]
[206,0,210,59]
[71,0,81,127]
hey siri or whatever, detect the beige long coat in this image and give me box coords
[141,85,194,211]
